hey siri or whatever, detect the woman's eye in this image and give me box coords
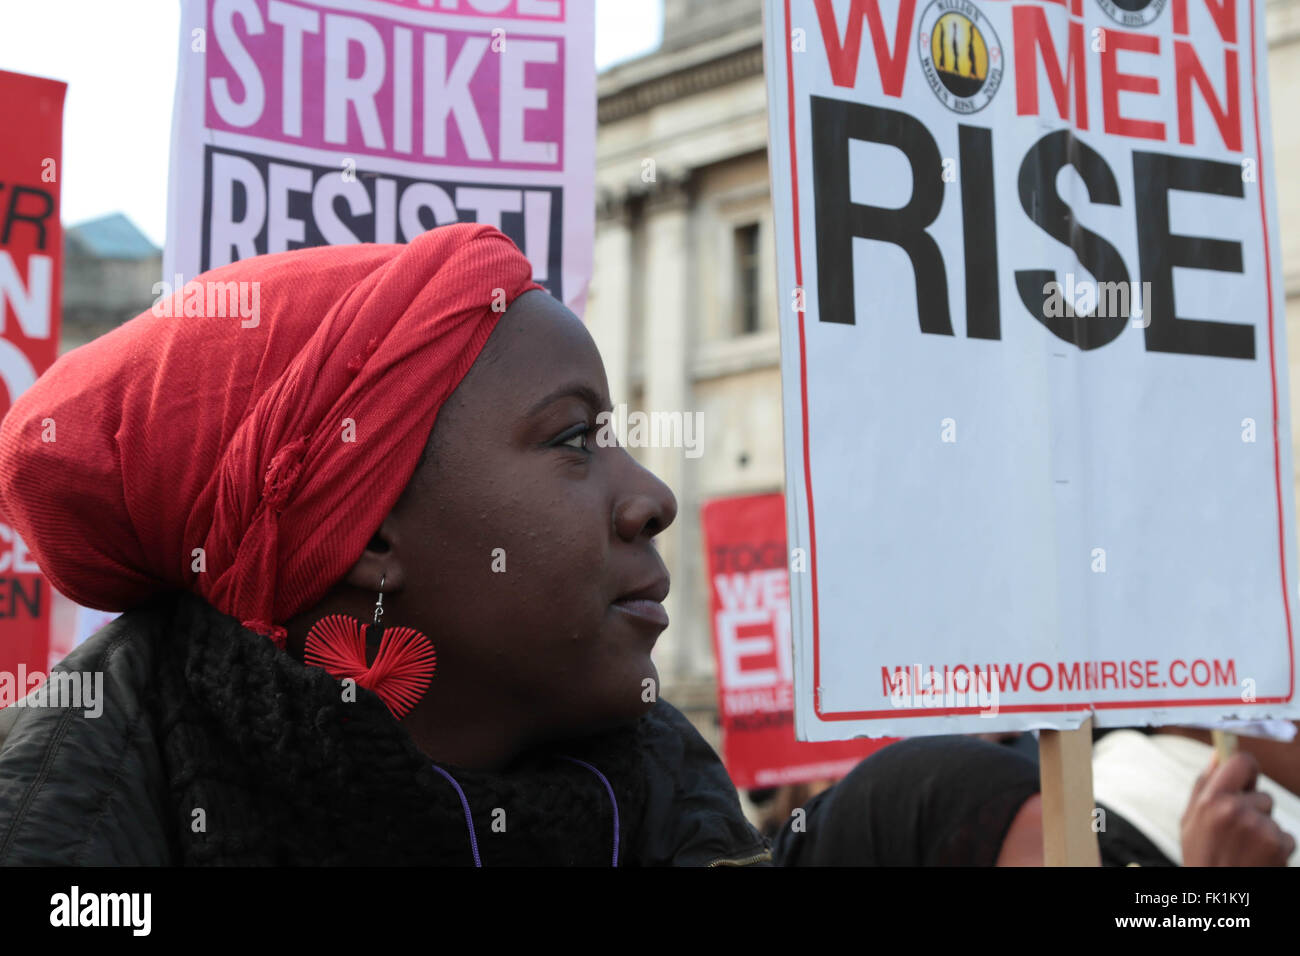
[555,426,589,451]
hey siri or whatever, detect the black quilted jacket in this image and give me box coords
[0,592,771,867]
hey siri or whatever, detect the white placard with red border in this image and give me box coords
[763,0,1298,738]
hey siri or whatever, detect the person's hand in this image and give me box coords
[1180,750,1295,866]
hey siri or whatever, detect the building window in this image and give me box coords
[733,223,760,335]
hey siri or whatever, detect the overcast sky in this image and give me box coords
[0,0,664,247]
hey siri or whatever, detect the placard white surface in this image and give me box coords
[763,0,1298,738]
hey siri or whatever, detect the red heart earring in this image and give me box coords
[304,575,436,719]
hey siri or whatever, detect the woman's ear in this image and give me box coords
[343,512,405,592]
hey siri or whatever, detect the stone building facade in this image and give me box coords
[588,0,775,740]
[60,213,161,353]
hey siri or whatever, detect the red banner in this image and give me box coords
[0,70,66,683]
[702,492,891,788]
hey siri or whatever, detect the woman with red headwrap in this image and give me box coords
[0,223,770,866]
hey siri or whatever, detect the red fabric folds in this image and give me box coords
[0,224,543,644]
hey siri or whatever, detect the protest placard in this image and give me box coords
[166,0,594,314]
[702,493,891,788]
[763,0,1297,740]
[0,70,65,682]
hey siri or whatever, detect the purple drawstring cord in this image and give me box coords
[559,755,620,867]
[430,756,619,867]
[430,763,482,867]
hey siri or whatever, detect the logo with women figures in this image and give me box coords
[1095,0,1169,27]
[918,1,1003,114]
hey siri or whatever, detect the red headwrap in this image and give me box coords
[0,223,543,647]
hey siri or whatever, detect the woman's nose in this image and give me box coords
[613,450,678,542]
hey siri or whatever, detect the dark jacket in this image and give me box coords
[0,593,770,866]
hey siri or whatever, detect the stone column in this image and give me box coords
[639,170,698,688]
[587,188,634,407]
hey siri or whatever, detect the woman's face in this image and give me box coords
[383,289,677,753]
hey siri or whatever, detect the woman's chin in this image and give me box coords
[578,664,661,730]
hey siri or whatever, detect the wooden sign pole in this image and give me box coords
[1038,716,1101,866]
[1212,729,1239,763]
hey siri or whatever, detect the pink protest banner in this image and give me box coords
[166,0,593,313]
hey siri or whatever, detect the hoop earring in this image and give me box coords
[303,574,437,719]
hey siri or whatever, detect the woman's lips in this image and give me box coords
[612,597,669,628]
